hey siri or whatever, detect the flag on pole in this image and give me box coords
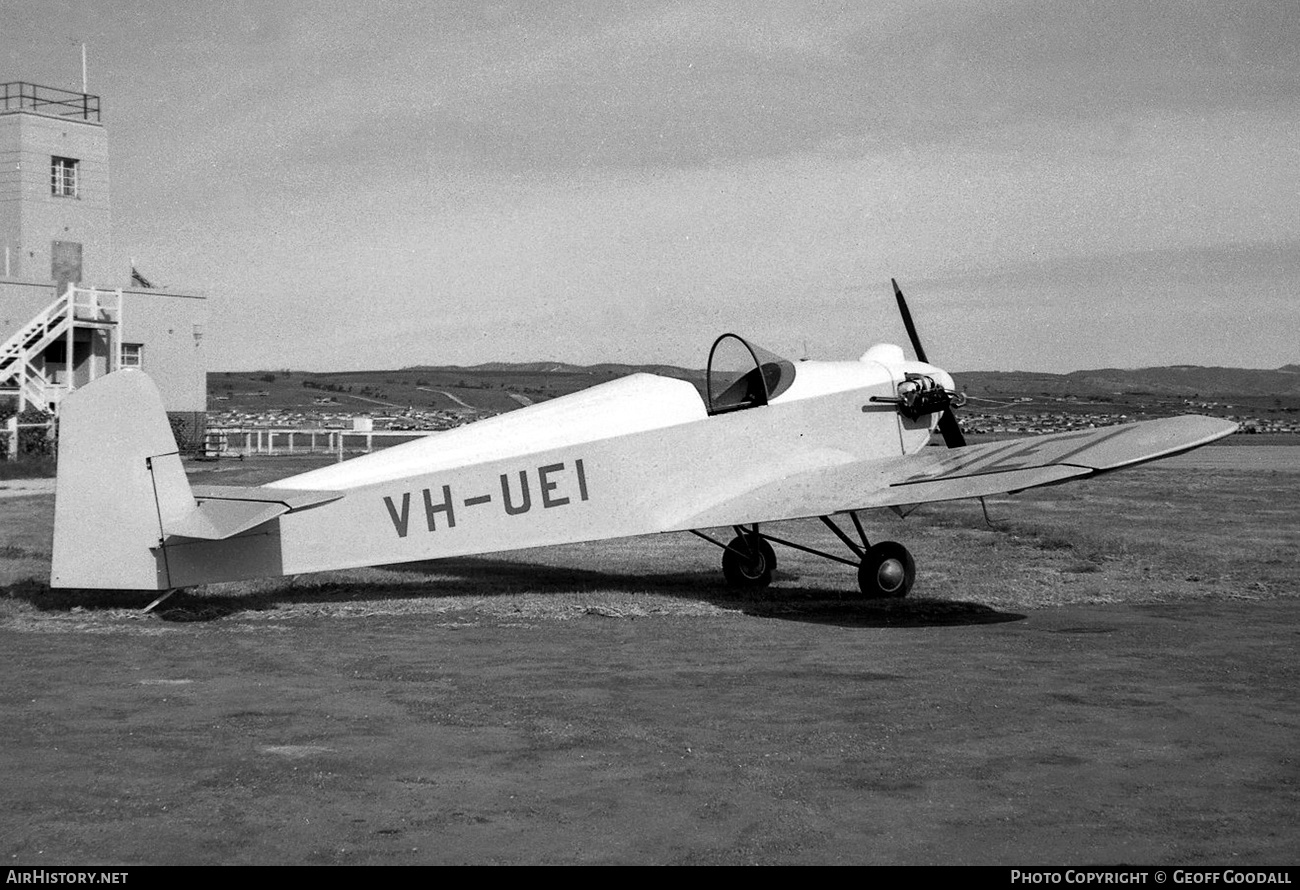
[130,265,156,288]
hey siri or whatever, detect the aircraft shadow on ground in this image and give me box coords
[2,581,158,612]
[396,557,1027,628]
[6,559,1025,629]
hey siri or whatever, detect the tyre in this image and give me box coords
[857,541,915,598]
[721,535,776,588]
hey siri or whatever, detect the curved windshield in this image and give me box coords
[706,334,797,414]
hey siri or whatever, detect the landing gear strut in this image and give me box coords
[691,514,916,598]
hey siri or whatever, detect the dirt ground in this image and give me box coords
[1,593,1296,865]
[1,452,1297,865]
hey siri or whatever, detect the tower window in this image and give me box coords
[121,343,143,368]
[51,157,79,198]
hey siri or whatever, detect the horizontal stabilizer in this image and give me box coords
[190,486,343,510]
[167,486,343,541]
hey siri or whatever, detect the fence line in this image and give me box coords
[205,427,438,460]
[4,415,55,461]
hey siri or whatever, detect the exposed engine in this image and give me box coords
[895,373,966,420]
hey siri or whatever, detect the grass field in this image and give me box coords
[2,454,1296,623]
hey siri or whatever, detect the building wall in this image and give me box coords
[0,277,56,331]
[0,112,111,283]
[120,288,207,412]
[0,116,18,277]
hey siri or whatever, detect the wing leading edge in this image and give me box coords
[674,415,1237,528]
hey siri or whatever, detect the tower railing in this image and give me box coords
[0,82,101,123]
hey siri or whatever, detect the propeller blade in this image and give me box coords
[892,278,929,363]
[891,278,966,448]
[937,406,967,449]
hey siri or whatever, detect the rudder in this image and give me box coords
[50,370,195,590]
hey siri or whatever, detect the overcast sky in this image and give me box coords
[5,0,1298,372]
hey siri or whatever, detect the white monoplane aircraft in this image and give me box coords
[50,282,1236,601]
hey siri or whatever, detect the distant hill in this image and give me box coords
[209,361,1299,419]
[960,365,1300,399]
[410,361,702,380]
[396,360,1299,399]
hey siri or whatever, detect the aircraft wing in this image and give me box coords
[676,415,1237,528]
[882,414,1236,501]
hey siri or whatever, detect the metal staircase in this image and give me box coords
[0,286,122,412]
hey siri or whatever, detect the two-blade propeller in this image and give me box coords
[891,278,967,449]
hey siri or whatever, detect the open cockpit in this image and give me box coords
[705,334,797,415]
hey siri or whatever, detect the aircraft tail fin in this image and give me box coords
[51,370,194,590]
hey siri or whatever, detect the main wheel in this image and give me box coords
[721,535,776,588]
[857,541,915,598]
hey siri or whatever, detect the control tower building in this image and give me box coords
[0,81,207,422]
